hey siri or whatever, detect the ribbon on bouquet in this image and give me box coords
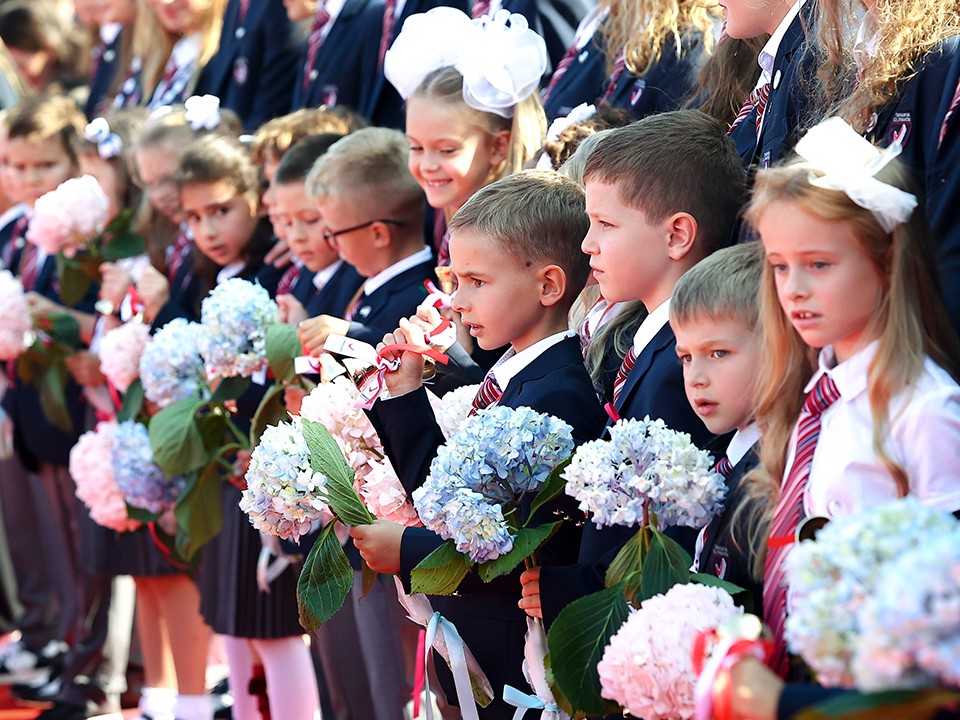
[394,577,494,719]
[692,615,773,720]
[503,616,568,720]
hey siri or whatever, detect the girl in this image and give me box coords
[85,0,137,119]
[541,0,717,122]
[0,0,87,94]
[175,133,319,720]
[719,118,960,719]
[817,0,960,332]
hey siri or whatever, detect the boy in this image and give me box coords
[352,169,607,719]
[297,126,437,350]
[671,242,764,608]
[271,133,364,325]
[520,110,747,624]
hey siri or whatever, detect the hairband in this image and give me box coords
[84,118,123,160]
[384,7,548,119]
[791,117,918,232]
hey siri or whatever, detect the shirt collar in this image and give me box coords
[171,32,202,69]
[804,341,877,400]
[100,22,122,45]
[362,246,432,296]
[324,0,346,23]
[216,260,245,285]
[758,0,804,82]
[313,258,342,290]
[727,421,761,466]
[493,330,575,391]
[631,299,671,354]
[0,203,27,236]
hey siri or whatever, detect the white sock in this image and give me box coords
[176,693,214,720]
[140,686,177,720]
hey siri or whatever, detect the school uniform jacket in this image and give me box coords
[542,33,606,121]
[84,29,124,119]
[195,0,302,130]
[870,33,960,334]
[377,336,606,719]
[151,244,201,330]
[343,259,437,345]
[292,262,366,318]
[729,2,819,171]
[538,323,728,626]
[360,0,472,129]
[291,0,384,113]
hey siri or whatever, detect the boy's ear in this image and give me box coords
[666,212,698,261]
[538,264,567,307]
[490,130,511,168]
[371,220,393,248]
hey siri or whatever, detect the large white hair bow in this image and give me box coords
[183,94,222,131]
[792,117,918,233]
[384,7,547,119]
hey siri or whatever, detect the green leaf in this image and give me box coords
[210,376,252,405]
[297,521,354,633]
[360,558,379,600]
[148,398,209,476]
[266,323,302,384]
[301,418,373,526]
[529,456,572,519]
[477,522,561,583]
[46,311,82,349]
[195,411,228,453]
[251,384,287,446]
[689,573,748,598]
[796,689,960,720]
[605,528,646,589]
[174,464,224,560]
[117,378,144,422]
[101,227,145,260]
[38,363,73,433]
[410,540,472,596]
[639,527,693,602]
[125,504,159,523]
[56,258,94,308]
[546,583,631,717]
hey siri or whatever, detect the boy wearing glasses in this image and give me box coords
[297,127,436,351]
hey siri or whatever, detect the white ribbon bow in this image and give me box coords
[503,617,568,720]
[792,117,918,233]
[184,94,222,131]
[84,118,123,160]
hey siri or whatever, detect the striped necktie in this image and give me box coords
[2,215,28,270]
[470,347,517,414]
[302,6,332,92]
[167,226,191,283]
[276,265,301,296]
[715,455,734,480]
[541,45,577,104]
[601,50,628,101]
[19,240,40,291]
[762,373,842,677]
[728,82,770,140]
[378,0,397,73]
[611,345,637,407]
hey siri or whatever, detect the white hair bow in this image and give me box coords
[792,117,918,233]
[84,118,123,160]
[183,94,222,131]
[384,7,547,119]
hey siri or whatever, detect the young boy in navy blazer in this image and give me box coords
[297,127,437,352]
[195,0,302,131]
[351,170,607,719]
[519,110,746,625]
[670,243,766,611]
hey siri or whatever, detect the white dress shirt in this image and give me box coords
[629,300,671,356]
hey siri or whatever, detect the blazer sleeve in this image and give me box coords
[372,387,446,496]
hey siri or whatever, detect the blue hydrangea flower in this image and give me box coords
[198,278,278,378]
[111,420,185,513]
[139,318,209,408]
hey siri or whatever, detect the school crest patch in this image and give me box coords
[629,79,646,108]
[888,112,912,147]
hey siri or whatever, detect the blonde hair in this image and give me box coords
[670,242,764,330]
[600,0,720,75]
[818,0,960,131]
[251,107,367,165]
[411,66,546,180]
[740,156,960,574]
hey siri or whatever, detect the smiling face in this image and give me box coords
[758,200,886,363]
[273,181,339,272]
[405,96,507,216]
[674,314,761,434]
[181,180,259,267]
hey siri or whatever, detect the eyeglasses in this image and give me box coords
[322,218,406,243]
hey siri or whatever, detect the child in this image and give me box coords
[176,133,320,720]
[817,0,960,333]
[296,126,437,350]
[352,169,607,719]
[0,1,86,94]
[519,110,746,624]
[384,6,547,267]
[271,133,364,325]
[671,242,765,610]
[84,0,136,119]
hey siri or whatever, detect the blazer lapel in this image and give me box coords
[613,323,675,414]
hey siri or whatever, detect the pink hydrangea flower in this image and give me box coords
[98,321,150,392]
[26,176,110,256]
[0,270,30,361]
[70,422,140,533]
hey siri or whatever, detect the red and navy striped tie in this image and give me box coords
[302,6,332,92]
[728,82,770,139]
[470,348,517,414]
[611,345,637,407]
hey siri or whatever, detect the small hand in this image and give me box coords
[98,262,134,309]
[297,315,350,356]
[230,449,252,490]
[518,566,543,619]
[265,238,293,269]
[284,385,307,415]
[63,350,107,387]
[137,265,171,322]
[377,318,427,397]
[349,520,404,574]
[24,291,60,319]
[276,294,308,326]
[719,657,783,720]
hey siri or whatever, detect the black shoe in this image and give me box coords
[0,640,68,684]
[34,701,88,720]
[12,674,61,705]
[211,678,233,719]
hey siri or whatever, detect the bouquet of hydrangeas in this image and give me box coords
[112,420,185,514]
[26,175,110,257]
[428,383,481,439]
[0,270,30,361]
[98,321,150,393]
[240,418,330,541]
[139,319,209,409]
[198,278,278,379]
[786,498,960,689]
[69,421,140,533]
[358,458,420,526]
[412,405,574,578]
[598,583,743,720]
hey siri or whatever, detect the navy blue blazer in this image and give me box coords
[343,258,436,345]
[152,244,201,330]
[538,323,729,626]
[84,29,125,119]
[376,336,605,719]
[360,0,472,129]
[303,262,365,318]
[195,0,302,130]
[291,0,384,113]
[728,3,819,171]
[542,34,606,121]
[868,34,960,334]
